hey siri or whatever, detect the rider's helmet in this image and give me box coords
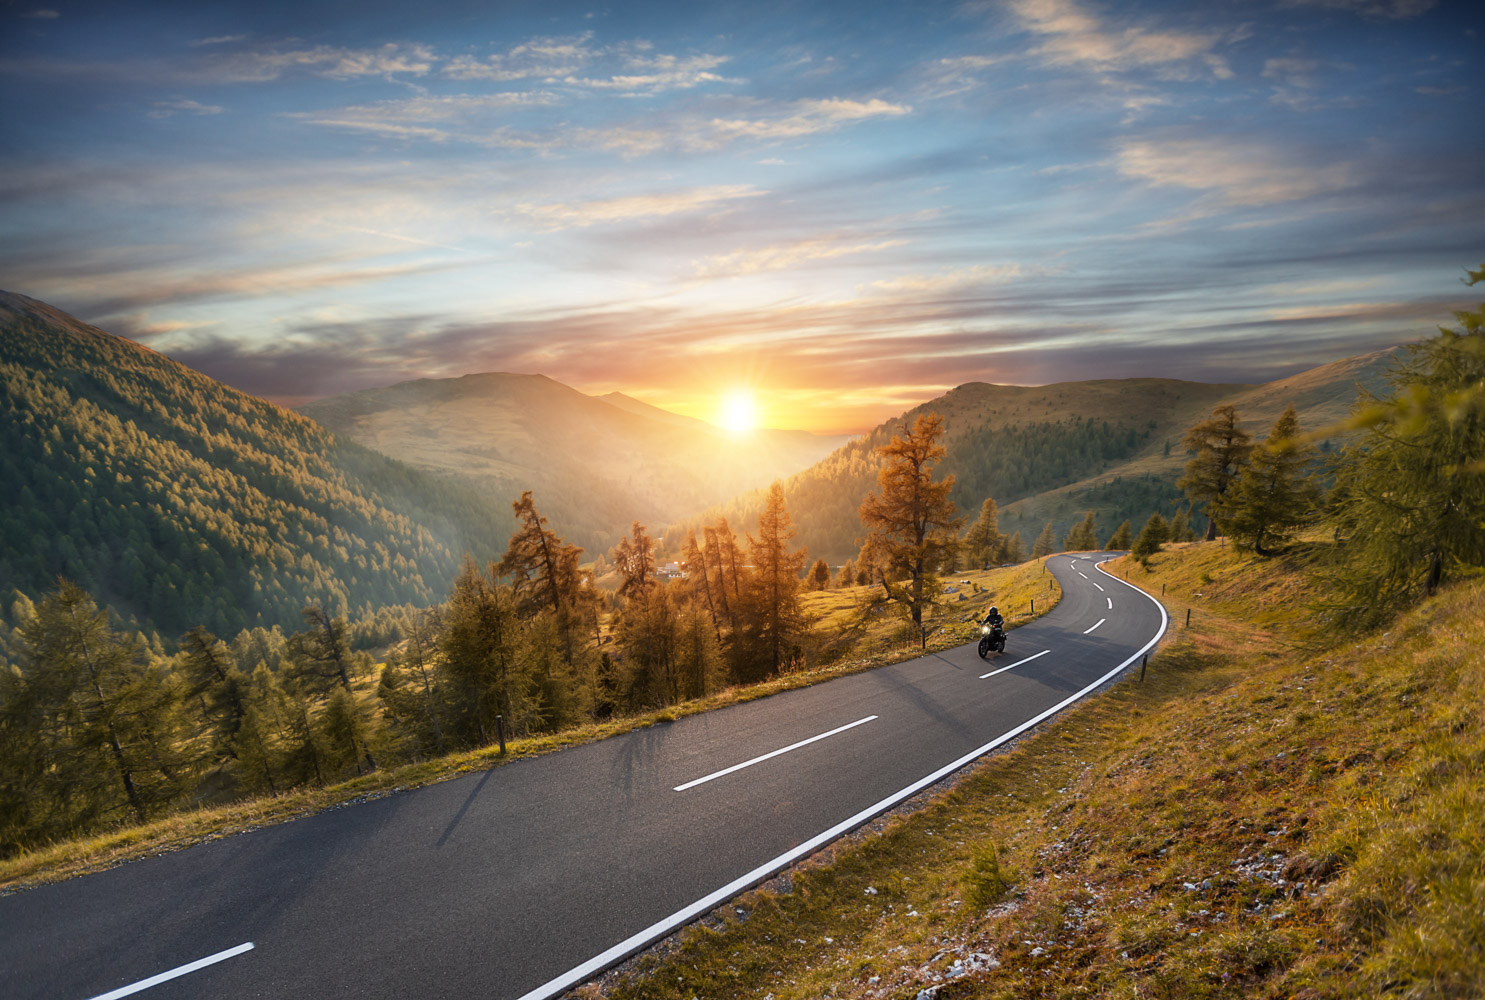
[988,606,999,617]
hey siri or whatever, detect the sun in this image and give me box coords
[719,390,758,434]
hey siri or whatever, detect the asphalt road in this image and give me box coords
[0,554,1165,1000]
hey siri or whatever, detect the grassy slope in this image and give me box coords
[0,559,1061,893]
[582,541,1482,1000]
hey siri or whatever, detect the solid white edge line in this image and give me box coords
[979,648,1050,679]
[673,715,878,792]
[85,942,255,1000]
[1083,618,1105,634]
[513,565,1170,1000]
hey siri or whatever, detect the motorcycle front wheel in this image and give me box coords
[977,637,992,659]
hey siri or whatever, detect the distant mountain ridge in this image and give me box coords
[0,291,509,637]
[297,374,849,554]
[661,348,1404,563]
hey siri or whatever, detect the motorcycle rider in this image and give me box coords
[982,605,1004,630]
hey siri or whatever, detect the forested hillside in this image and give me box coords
[297,374,847,555]
[0,292,508,636]
[665,355,1400,563]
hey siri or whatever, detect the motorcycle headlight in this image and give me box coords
[980,624,990,634]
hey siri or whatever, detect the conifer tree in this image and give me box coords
[1063,511,1099,550]
[1178,405,1254,540]
[1131,513,1170,568]
[1032,521,1058,558]
[835,558,857,589]
[858,413,963,631]
[613,521,656,601]
[1225,404,1318,556]
[441,556,525,743]
[179,626,248,764]
[1105,519,1133,550]
[1170,506,1195,543]
[497,492,585,619]
[1004,531,1026,563]
[1325,291,1485,629]
[742,482,809,680]
[963,498,1006,568]
[807,558,831,591]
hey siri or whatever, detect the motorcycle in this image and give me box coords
[977,620,1006,658]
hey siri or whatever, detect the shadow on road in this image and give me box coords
[436,766,494,848]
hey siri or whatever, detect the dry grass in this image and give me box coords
[579,541,1483,1000]
[0,559,1063,894]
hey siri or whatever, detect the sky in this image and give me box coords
[2,0,1481,434]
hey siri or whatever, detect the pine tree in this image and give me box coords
[1063,511,1099,550]
[1225,405,1318,556]
[1105,519,1133,550]
[1131,513,1170,568]
[1178,405,1254,540]
[857,414,964,631]
[441,556,525,743]
[963,497,1006,568]
[1325,293,1485,629]
[1032,521,1058,558]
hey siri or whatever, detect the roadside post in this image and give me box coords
[496,714,507,755]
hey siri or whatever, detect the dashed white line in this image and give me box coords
[1092,582,1104,592]
[1107,597,1113,609]
[1076,571,1088,579]
[85,943,254,1000]
[673,716,878,791]
[979,649,1050,679]
[1083,618,1105,634]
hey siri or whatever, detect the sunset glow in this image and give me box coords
[1,1,1479,434]
[719,391,760,435]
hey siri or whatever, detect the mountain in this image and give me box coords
[296,375,848,554]
[661,349,1404,563]
[0,291,510,638]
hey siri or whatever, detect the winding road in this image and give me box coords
[0,554,1166,1000]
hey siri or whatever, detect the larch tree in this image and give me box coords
[963,497,1006,568]
[857,413,964,631]
[1032,521,1058,558]
[1105,519,1133,550]
[807,558,831,591]
[612,521,657,602]
[1004,531,1027,564]
[1063,511,1099,551]
[1131,512,1171,568]
[744,482,809,680]
[1178,405,1254,540]
[497,492,585,620]
[1225,404,1319,556]
[440,556,524,743]
[1325,288,1485,629]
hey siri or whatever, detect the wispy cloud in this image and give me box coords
[707,98,911,142]
[563,53,740,93]
[512,185,765,230]
[190,35,248,47]
[148,98,225,119]
[694,235,908,278]
[443,33,597,81]
[869,264,1022,294]
[1008,0,1229,79]
[199,42,437,82]
[19,9,59,19]
[287,92,560,142]
[1116,135,1357,206]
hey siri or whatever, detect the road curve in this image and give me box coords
[0,554,1165,1000]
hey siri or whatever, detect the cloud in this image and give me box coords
[443,33,597,81]
[706,98,911,142]
[511,185,765,230]
[1008,0,1227,78]
[148,98,225,119]
[1262,57,1324,89]
[190,35,248,47]
[19,9,59,18]
[287,92,560,142]
[1116,136,1357,206]
[1279,0,1437,20]
[201,43,437,82]
[869,264,1023,294]
[562,53,741,93]
[694,235,908,278]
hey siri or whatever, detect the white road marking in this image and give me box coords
[1092,582,1104,592]
[1077,571,1088,579]
[673,716,878,791]
[980,649,1050,679]
[85,942,254,1000]
[1084,618,1105,634]
[1107,597,1113,609]
[515,580,1170,1000]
